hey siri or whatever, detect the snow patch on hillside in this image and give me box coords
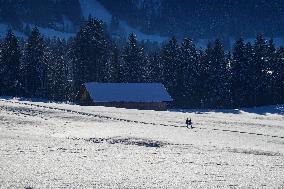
[0,23,26,38]
[79,0,167,42]
[37,27,75,39]
[80,0,112,23]
[0,23,75,39]
[0,23,8,37]
[133,0,162,12]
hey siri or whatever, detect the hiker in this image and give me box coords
[186,118,193,129]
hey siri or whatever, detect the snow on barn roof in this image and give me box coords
[84,83,173,103]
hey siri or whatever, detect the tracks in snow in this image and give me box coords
[0,99,181,128]
[1,99,284,139]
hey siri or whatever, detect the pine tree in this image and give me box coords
[144,52,163,83]
[231,38,251,107]
[252,34,268,106]
[0,30,21,96]
[243,42,255,107]
[180,38,200,107]
[202,40,231,108]
[265,39,277,105]
[47,38,71,101]
[65,37,77,100]
[161,37,180,105]
[198,45,211,108]
[72,18,109,91]
[109,45,124,82]
[22,27,49,98]
[121,33,146,83]
[274,47,284,104]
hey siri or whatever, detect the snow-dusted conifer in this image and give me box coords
[72,18,108,91]
[47,38,71,101]
[180,38,200,107]
[161,37,180,102]
[0,30,21,96]
[22,27,49,98]
[231,38,251,107]
[121,33,146,82]
[201,40,231,108]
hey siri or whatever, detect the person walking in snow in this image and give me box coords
[186,118,192,129]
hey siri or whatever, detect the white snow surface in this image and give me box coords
[79,0,167,42]
[0,97,283,188]
[84,83,172,102]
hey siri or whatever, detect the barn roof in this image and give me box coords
[83,83,173,103]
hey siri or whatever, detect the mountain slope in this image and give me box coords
[0,0,283,44]
[0,0,167,42]
[79,0,167,42]
[98,0,284,39]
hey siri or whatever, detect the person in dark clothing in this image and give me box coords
[186,118,192,129]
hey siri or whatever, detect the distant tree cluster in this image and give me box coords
[0,28,73,101]
[159,37,284,108]
[0,18,283,108]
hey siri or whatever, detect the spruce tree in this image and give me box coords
[265,39,277,105]
[243,42,255,107]
[198,45,212,108]
[161,37,180,105]
[180,38,199,107]
[121,33,145,83]
[22,27,49,98]
[47,38,70,101]
[231,38,251,107]
[72,18,108,91]
[274,47,284,104]
[144,52,163,83]
[109,45,124,82]
[203,40,231,108]
[252,34,268,106]
[0,30,21,96]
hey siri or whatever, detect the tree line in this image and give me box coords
[0,18,283,108]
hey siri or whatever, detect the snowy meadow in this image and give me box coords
[0,98,283,188]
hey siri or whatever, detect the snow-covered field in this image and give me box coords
[0,98,283,188]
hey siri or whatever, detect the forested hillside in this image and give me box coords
[0,18,283,108]
[0,0,82,32]
[98,0,284,39]
[0,0,283,41]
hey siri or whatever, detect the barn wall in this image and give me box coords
[93,102,169,111]
[77,85,171,110]
[77,87,93,105]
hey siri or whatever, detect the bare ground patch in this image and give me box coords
[71,137,169,148]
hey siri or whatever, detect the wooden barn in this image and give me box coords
[76,83,173,110]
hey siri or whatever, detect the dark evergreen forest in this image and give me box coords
[1,0,284,40]
[99,0,284,39]
[0,18,283,108]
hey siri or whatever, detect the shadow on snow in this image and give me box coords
[170,104,284,116]
[1,96,283,116]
